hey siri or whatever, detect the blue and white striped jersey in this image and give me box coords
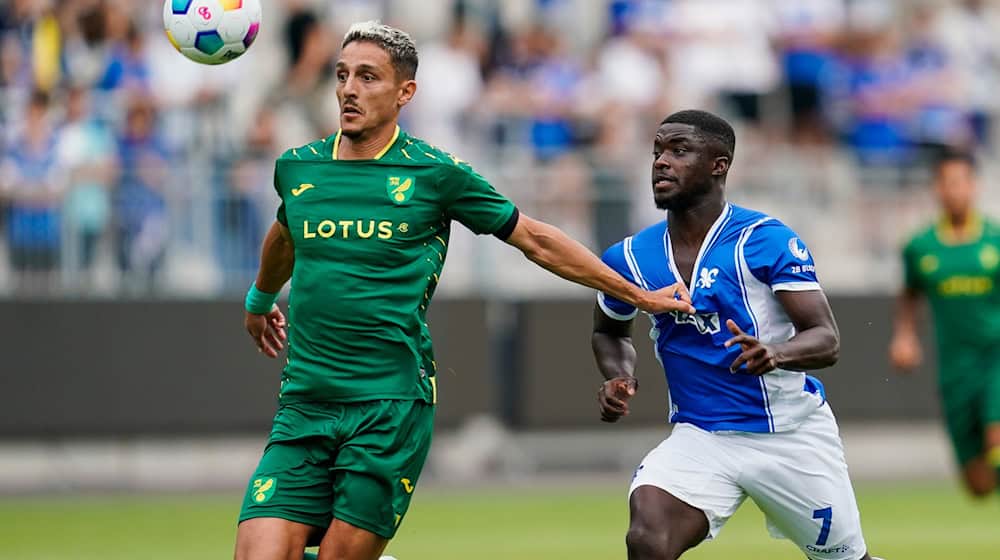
[599,204,827,433]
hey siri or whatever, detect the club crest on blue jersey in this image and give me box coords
[696,267,720,289]
[387,176,415,205]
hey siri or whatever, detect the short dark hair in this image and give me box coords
[933,146,976,174]
[342,21,419,81]
[662,110,736,159]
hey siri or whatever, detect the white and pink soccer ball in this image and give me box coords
[163,0,261,65]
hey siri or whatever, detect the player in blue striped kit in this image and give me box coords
[592,110,881,560]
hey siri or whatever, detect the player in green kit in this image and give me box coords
[233,21,695,560]
[890,149,1000,499]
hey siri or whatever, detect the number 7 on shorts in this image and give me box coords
[812,506,833,546]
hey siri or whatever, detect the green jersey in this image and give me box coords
[273,126,516,404]
[903,215,1000,351]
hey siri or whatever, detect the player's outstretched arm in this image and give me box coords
[504,214,695,315]
[245,221,294,358]
[592,305,638,422]
[889,287,923,372]
[725,290,840,375]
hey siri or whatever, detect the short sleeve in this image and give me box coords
[901,238,923,292]
[442,164,516,235]
[273,164,288,226]
[597,240,639,321]
[743,221,821,292]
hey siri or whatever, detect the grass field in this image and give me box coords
[1,482,997,559]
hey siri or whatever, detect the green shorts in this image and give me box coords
[939,351,1000,466]
[238,399,434,539]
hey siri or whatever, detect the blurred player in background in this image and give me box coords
[592,110,879,560]
[890,150,1000,498]
[235,21,694,560]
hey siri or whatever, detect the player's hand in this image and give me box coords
[245,305,287,358]
[598,376,638,423]
[638,282,696,315]
[889,331,922,372]
[724,319,779,375]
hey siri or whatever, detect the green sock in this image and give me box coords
[302,552,318,560]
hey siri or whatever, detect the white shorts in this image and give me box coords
[628,404,867,560]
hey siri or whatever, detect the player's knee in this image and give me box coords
[626,522,680,560]
[234,518,311,560]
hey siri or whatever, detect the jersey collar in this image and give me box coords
[331,125,401,161]
[935,212,983,246]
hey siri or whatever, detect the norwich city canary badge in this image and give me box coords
[387,176,415,205]
[252,477,277,504]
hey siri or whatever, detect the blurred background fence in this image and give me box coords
[5,0,1000,296]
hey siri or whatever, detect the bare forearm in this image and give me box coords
[893,290,921,337]
[772,326,840,370]
[255,222,294,293]
[512,218,648,308]
[592,333,637,381]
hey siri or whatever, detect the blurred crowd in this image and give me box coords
[2,0,1000,296]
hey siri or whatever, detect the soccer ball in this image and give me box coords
[163,0,261,65]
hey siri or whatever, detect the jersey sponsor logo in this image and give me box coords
[980,245,1000,270]
[291,183,315,197]
[938,275,993,296]
[670,310,721,335]
[400,478,415,494]
[387,176,415,204]
[696,267,720,289]
[788,237,810,261]
[251,477,276,504]
[302,220,395,240]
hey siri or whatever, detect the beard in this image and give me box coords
[654,183,705,211]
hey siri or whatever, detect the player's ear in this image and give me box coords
[712,156,730,177]
[397,79,417,108]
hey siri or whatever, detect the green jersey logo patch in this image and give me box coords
[980,245,1000,270]
[252,477,277,504]
[387,176,415,204]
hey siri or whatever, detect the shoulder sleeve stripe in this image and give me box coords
[771,281,821,293]
[623,236,650,290]
[597,292,638,321]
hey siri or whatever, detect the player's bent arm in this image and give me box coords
[889,287,924,371]
[770,289,841,370]
[892,287,922,339]
[255,221,294,293]
[244,221,292,358]
[592,305,639,422]
[504,214,695,315]
[592,305,637,381]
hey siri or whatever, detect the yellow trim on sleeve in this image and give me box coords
[430,376,438,404]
